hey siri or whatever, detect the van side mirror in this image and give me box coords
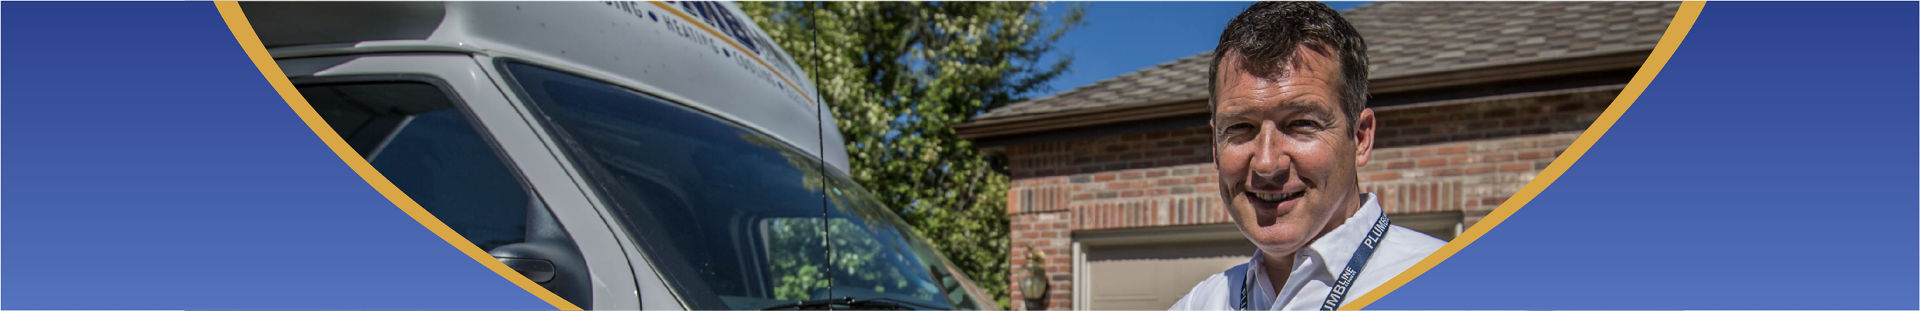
[490,245,559,283]
[492,196,591,306]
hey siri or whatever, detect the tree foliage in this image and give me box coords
[741,2,1083,307]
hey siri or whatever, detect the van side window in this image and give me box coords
[500,61,838,309]
[297,82,530,250]
[499,60,982,310]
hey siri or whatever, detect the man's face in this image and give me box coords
[1211,47,1375,257]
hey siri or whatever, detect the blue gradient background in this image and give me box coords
[1,2,552,309]
[1,1,1916,310]
[1373,2,1920,309]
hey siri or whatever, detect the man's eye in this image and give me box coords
[1220,124,1256,141]
[1288,119,1323,130]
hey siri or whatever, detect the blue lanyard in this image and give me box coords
[1238,212,1390,311]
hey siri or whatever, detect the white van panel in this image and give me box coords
[445,2,847,174]
[249,1,852,175]
[280,55,644,310]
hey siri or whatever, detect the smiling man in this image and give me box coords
[1169,2,1444,310]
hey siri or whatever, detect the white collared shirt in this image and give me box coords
[1168,193,1445,310]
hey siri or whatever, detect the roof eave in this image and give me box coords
[957,49,1652,142]
[956,97,1207,141]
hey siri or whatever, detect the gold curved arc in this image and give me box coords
[1341,2,1706,309]
[217,1,1706,309]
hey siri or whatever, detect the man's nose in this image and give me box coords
[1250,125,1289,183]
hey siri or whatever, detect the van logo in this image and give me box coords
[605,1,817,109]
[670,1,760,55]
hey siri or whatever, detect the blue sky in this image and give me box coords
[1033,1,1370,97]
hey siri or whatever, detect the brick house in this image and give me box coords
[954,2,1681,310]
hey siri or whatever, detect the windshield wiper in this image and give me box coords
[761,297,922,310]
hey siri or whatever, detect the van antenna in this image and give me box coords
[804,0,835,300]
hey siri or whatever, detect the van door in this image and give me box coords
[274,54,640,310]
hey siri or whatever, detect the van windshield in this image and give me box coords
[498,61,989,310]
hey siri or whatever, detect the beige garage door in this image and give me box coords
[1084,239,1254,310]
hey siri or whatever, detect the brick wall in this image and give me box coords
[1004,127,1214,180]
[1360,132,1577,227]
[1007,132,1576,226]
[1375,86,1619,148]
[999,87,1616,308]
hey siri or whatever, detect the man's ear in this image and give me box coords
[1353,108,1377,167]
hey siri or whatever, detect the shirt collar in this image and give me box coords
[1300,193,1384,278]
[1242,193,1384,308]
[1247,249,1278,309]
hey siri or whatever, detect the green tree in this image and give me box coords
[741,2,1083,308]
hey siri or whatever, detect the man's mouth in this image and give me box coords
[1250,191,1303,203]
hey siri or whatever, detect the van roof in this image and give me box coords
[243,2,851,174]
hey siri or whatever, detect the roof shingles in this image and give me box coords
[976,1,1679,120]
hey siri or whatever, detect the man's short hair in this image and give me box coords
[1209,2,1369,122]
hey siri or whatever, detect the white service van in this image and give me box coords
[242,2,998,309]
